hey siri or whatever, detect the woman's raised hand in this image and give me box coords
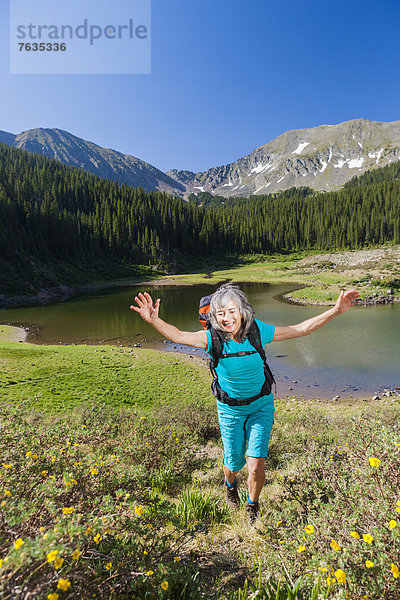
[334,289,360,313]
[130,292,160,323]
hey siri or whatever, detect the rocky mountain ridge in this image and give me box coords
[1,119,400,199]
[167,119,400,197]
[0,128,184,196]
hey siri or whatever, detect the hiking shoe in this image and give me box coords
[225,481,240,509]
[245,499,259,524]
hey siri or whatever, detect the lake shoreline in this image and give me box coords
[2,245,399,309]
[0,324,28,342]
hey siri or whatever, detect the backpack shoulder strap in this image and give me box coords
[247,320,266,361]
[209,326,225,369]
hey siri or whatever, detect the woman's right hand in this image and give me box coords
[130,292,160,323]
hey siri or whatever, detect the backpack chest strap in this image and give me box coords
[220,350,258,358]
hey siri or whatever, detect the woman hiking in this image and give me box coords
[130,283,360,523]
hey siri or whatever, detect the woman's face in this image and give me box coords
[215,300,242,338]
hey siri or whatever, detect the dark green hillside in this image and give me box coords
[345,159,400,187]
[0,143,400,295]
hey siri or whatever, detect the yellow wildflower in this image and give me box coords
[14,538,24,549]
[62,507,74,515]
[93,533,102,544]
[330,539,341,551]
[146,570,154,576]
[41,471,48,476]
[105,562,112,570]
[72,550,80,560]
[297,545,306,553]
[161,581,169,590]
[3,464,12,469]
[90,468,98,475]
[363,534,373,544]
[4,490,11,497]
[0,559,3,568]
[26,451,33,458]
[335,569,346,584]
[391,563,399,578]
[365,560,374,568]
[276,520,283,526]
[350,531,360,539]
[305,524,314,534]
[1,500,6,506]
[143,550,148,555]
[57,579,71,591]
[48,594,59,600]
[368,457,381,467]
[319,567,328,572]
[54,557,64,570]
[174,556,182,561]
[47,550,59,563]
[389,520,397,530]
[134,505,144,516]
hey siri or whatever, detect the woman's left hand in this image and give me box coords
[334,290,360,313]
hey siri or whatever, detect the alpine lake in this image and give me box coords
[1,282,399,399]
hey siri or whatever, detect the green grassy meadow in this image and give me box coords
[0,329,399,599]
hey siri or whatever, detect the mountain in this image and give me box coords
[0,128,184,196]
[1,119,400,199]
[167,119,400,197]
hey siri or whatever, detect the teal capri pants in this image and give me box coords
[217,394,274,472]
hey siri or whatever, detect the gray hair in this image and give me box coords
[209,283,255,342]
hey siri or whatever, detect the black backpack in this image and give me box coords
[198,295,275,406]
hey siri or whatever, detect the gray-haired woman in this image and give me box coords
[131,283,359,523]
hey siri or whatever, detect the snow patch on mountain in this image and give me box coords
[334,160,346,169]
[368,148,384,164]
[348,157,364,169]
[352,134,363,149]
[293,141,309,154]
[250,163,267,174]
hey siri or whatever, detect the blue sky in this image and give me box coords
[1,0,399,172]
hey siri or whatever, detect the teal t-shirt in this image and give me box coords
[205,318,275,400]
